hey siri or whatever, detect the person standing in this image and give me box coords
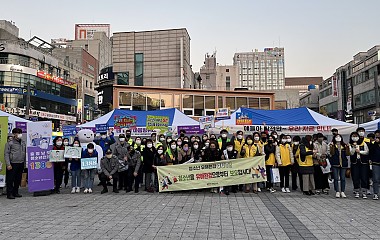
[81,143,99,193]
[4,128,26,199]
[70,140,82,194]
[100,149,119,194]
[232,130,245,157]
[94,130,116,155]
[240,135,258,193]
[291,136,303,191]
[153,145,167,192]
[313,133,330,194]
[299,135,315,195]
[349,131,370,199]
[276,134,294,193]
[370,136,380,200]
[218,129,230,151]
[126,145,142,193]
[221,141,238,194]
[52,137,65,194]
[264,136,277,193]
[203,140,221,193]
[142,139,156,192]
[329,134,350,198]
[114,133,130,190]
[63,138,70,188]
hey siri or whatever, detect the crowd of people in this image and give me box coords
[3,126,380,200]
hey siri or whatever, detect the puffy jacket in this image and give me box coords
[5,139,26,166]
[114,142,130,162]
[127,150,142,173]
[100,155,119,177]
[329,144,350,168]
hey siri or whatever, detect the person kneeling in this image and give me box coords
[100,149,119,194]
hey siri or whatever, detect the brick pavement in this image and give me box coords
[0,179,379,240]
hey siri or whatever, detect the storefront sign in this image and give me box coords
[0,86,37,96]
[27,121,54,192]
[157,156,266,192]
[177,125,204,134]
[114,115,137,129]
[332,75,338,98]
[37,70,77,89]
[0,117,8,187]
[146,115,169,131]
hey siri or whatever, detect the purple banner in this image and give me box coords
[15,121,27,133]
[177,125,204,134]
[27,146,54,192]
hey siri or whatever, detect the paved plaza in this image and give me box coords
[0,180,379,240]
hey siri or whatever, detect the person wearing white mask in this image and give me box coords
[52,137,65,194]
[291,136,303,191]
[191,141,203,163]
[221,142,238,194]
[313,133,330,195]
[4,128,26,199]
[142,139,156,192]
[62,138,71,188]
[276,134,294,193]
[153,145,167,192]
[81,143,99,193]
[349,131,370,199]
[218,129,230,151]
[70,140,82,193]
[166,140,184,165]
[113,134,130,190]
[100,148,119,194]
[232,130,245,157]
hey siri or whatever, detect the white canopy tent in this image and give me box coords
[359,119,380,132]
[0,110,31,133]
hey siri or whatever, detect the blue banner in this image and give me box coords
[95,124,108,133]
[81,157,98,170]
[62,125,77,137]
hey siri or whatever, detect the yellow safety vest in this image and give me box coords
[279,144,292,166]
[298,146,313,167]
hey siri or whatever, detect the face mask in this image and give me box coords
[101,135,107,139]
[254,137,260,141]
[287,139,292,143]
[352,137,359,142]
[262,137,267,142]
[293,142,299,145]
[88,149,94,153]
[136,140,141,145]
[205,142,210,147]
[56,141,62,146]
[106,154,112,159]
[73,143,80,147]
[157,150,164,154]
[171,145,177,150]
[184,139,189,143]
[193,145,199,150]
[126,134,131,138]
[196,139,200,142]
[247,140,253,145]
[358,132,365,137]
[64,141,69,146]
[221,134,227,138]
[309,141,313,145]
[147,143,153,148]
[17,134,23,139]
[237,135,243,140]
[281,139,287,143]
[335,137,342,142]
[273,135,278,139]
[160,138,165,142]
[167,138,172,143]
[177,141,182,146]
[119,138,125,142]
[227,147,233,151]
[183,147,189,151]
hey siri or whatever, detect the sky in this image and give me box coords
[2,0,379,79]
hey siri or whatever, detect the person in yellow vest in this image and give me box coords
[291,136,303,191]
[218,129,230,151]
[264,135,277,193]
[232,130,245,158]
[240,135,258,193]
[165,140,184,165]
[124,130,135,146]
[276,134,294,193]
[253,132,265,192]
[299,135,316,195]
[357,127,371,195]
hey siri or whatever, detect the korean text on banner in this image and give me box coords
[157,156,266,192]
[114,115,137,129]
[27,121,54,192]
[95,124,108,133]
[146,115,169,131]
[0,117,8,187]
[62,125,77,137]
[199,116,215,130]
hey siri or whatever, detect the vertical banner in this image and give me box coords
[157,156,266,192]
[332,75,338,98]
[77,99,83,122]
[0,116,8,187]
[27,121,54,192]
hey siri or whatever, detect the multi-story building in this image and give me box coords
[0,20,19,40]
[112,28,192,89]
[319,46,380,123]
[285,77,323,94]
[52,47,98,121]
[233,48,285,90]
[299,88,319,112]
[199,53,238,91]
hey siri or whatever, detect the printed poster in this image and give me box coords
[114,115,137,129]
[146,115,169,131]
[49,150,65,162]
[0,117,8,187]
[27,121,54,192]
[157,156,266,192]
[64,146,82,159]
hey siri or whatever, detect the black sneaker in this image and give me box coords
[14,194,22,198]
[113,190,119,193]
[101,188,108,194]
[7,195,15,199]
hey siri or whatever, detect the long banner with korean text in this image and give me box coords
[157,156,266,192]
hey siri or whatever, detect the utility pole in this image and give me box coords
[25,80,31,120]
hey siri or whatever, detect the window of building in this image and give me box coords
[160,94,173,108]
[226,97,235,110]
[218,96,223,108]
[90,82,92,89]
[226,69,229,72]
[174,94,180,109]
[205,96,216,109]
[260,98,270,110]
[134,53,144,86]
[119,92,132,106]
[194,96,204,116]
[226,76,231,90]
[147,93,160,110]
[117,72,129,85]
[248,98,259,108]
[86,80,88,88]
[236,97,247,108]
[132,92,146,110]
